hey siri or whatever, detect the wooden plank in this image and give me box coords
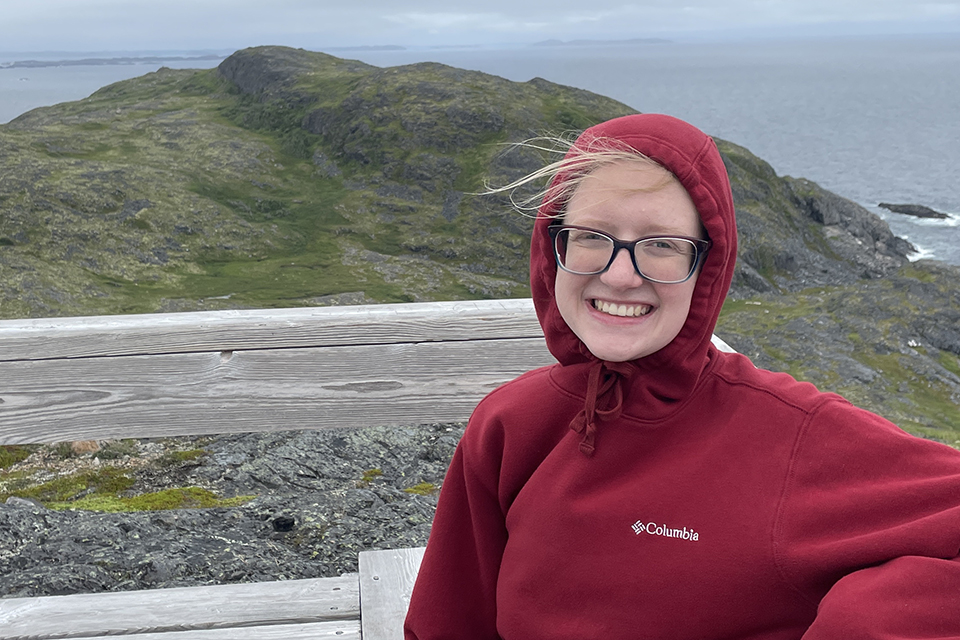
[58,621,361,640]
[59,620,360,640]
[358,547,426,640]
[0,299,544,362]
[0,299,733,364]
[0,338,554,444]
[0,575,360,640]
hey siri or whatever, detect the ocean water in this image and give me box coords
[2,37,958,265]
[350,36,960,266]
[0,56,223,125]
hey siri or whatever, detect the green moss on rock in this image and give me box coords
[56,487,255,512]
[403,482,438,496]
[0,467,135,505]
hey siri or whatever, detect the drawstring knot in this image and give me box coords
[568,360,637,455]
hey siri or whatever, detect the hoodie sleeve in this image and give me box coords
[804,555,960,638]
[775,399,960,638]
[404,412,508,640]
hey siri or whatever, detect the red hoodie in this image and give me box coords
[404,114,960,639]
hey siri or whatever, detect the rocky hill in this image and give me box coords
[0,46,633,317]
[1,47,959,596]
[0,46,923,313]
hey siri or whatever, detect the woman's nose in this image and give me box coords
[599,247,645,288]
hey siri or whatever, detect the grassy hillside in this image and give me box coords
[0,47,632,317]
[0,45,958,441]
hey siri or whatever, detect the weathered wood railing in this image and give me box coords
[0,298,734,638]
[0,299,555,445]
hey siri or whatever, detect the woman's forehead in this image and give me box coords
[564,166,702,237]
[578,159,676,191]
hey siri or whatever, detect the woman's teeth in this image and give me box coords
[593,300,652,317]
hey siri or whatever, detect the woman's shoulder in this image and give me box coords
[709,350,842,412]
[709,350,960,457]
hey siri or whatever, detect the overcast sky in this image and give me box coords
[0,0,958,53]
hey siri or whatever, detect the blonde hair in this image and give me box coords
[483,133,679,219]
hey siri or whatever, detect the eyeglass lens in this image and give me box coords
[555,228,698,283]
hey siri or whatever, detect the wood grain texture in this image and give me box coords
[0,575,359,640]
[0,299,544,362]
[0,337,554,444]
[58,621,361,640]
[358,547,426,640]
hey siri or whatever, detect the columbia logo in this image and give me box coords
[632,520,700,541]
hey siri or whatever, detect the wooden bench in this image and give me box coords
[0,546,425,640]
[0,298,734,638]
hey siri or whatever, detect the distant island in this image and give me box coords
[0,54,224,69]
[324,45,407,52]
[532,38,671,47]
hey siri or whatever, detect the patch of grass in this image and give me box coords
[539,95,603,131]
[179,68,230,95]
[939,351,960,378]
[55,487,255,512]
[0,467,135,505]
[718,295,823,334]
[52,442,77,459]
[841,350,960,443]
[900,263,939,283]
[0,445,34,469]
[453,137,507,193]
[403,482,438,496]
[0,465,254,512]
[356,468,383,488]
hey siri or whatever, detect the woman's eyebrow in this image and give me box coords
[572,221,698,237]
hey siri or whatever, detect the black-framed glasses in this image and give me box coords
[548,225,711,284]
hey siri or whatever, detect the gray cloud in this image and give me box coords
[0,0,958,52]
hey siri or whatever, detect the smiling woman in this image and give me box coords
[404,113,960,640]
[552,160,704,362]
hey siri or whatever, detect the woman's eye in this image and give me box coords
[645,239,691,254]
[569,231,609,244]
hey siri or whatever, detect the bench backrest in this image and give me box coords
[0,300,551,445]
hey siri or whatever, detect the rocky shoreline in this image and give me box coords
[0,423,464,598]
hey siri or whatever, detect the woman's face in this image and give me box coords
[554,160,703,362]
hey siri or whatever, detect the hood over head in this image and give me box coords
[530,114,737,448]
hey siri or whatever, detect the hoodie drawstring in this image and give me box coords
[568,360,637,456]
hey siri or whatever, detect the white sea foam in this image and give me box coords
[901,211,960,228]
[906,242,938,262]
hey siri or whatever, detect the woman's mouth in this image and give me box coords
[592,299,653,317]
